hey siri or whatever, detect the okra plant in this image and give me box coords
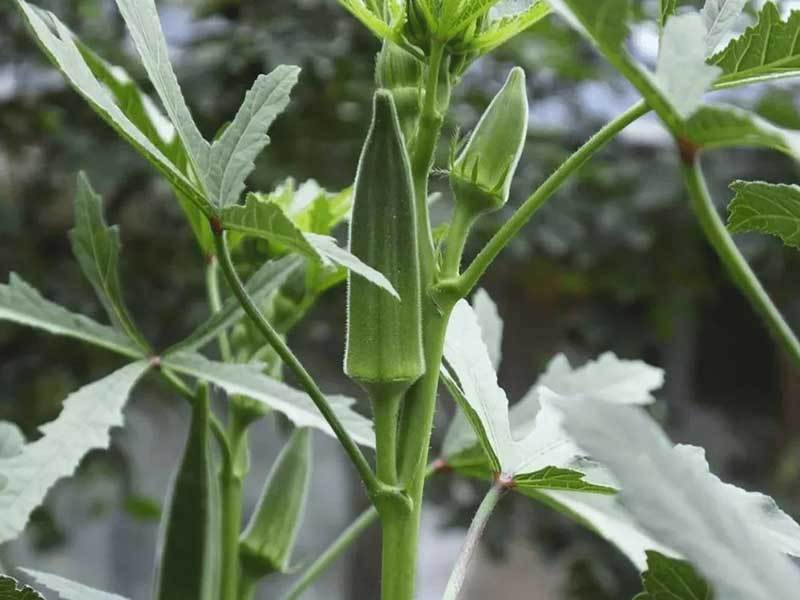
[4,0,800,598]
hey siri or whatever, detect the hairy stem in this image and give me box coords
[206,256,233,362]
[442,203,477,278]
[372,389,403,486]
[211,230,382,498]
[283,463,439,600]
[680,156,800,367]
[442,481,508,600]
[456,99,650,297]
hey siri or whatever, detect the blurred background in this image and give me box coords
[2,0,800,598]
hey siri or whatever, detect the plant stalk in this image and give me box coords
[456,99,650,297]
[372,389,403,486]
[211,230,383,499]
[680,156,800,367]
[220,409,247,600]
[442,481,508,600]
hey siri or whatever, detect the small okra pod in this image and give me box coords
[450,67,529,215]
[154,391,219,600]
[239,428,312,577]
[344,90,425,400]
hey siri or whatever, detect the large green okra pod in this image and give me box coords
[344,90,425,401]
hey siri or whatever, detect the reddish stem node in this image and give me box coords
[210,215,224,237]
[149,355,162,369]
[676,136,699,165]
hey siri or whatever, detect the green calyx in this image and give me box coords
[344,90,425,398]
[239,428,312,577]
[450,66,528,215]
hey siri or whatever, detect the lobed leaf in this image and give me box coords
[0,576,45,600]
[727,181,800,248]
[19,570,128,600]
[701,0,748,55]
[634,550,713,600]
[207,68,300,208]
[222,196,397,297]
[222,194,321,258]
[14,1,211,216]
[0,423,25,460]
[163,352,375,447]
[0,274,143,359]
[682,104,800,158]
[553,396,800,599]
[655,14,721,119]
[69,173,145,350]
[112,0,211,193]
[711,3,800,88]
[0,362,150,544]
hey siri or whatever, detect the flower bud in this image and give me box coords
[450,67,528,214]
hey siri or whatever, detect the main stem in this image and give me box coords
[680,155,800,367]
[378,39,450,600]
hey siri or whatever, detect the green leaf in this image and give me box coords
[76,42,212,256]
[14,2,211,216]
[635,550,713,600]
[207,67,300,208]
[69,173,146,351]
[163,352,375,447]
[514,466,615,494]
[221,194,321,258]
[659,0,678,30]
[166,255,304,354]
[470,2,551,54]
[655,14,721,119]
[553,397,800,599]
[0,576,45,600]
[443,300,663,479]
[701,0,748,54]
[112,0,211,194]
[222,195,398,298]
[19,570,128,600]
[0,362,150,544]
[711,3,800,88]
[0,273,143,358]
[0,423,25,460]
[727,181,800,248]
[682,105,800,158]
[240,428,312,576]
[547,0,713,126]
[306,233,398,299]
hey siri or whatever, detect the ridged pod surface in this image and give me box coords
[345,90,424,398]
[450,67,528,215]
[239,428,312,576]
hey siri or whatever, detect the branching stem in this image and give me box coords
[211,230,383,498]
[680,156,800,367]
